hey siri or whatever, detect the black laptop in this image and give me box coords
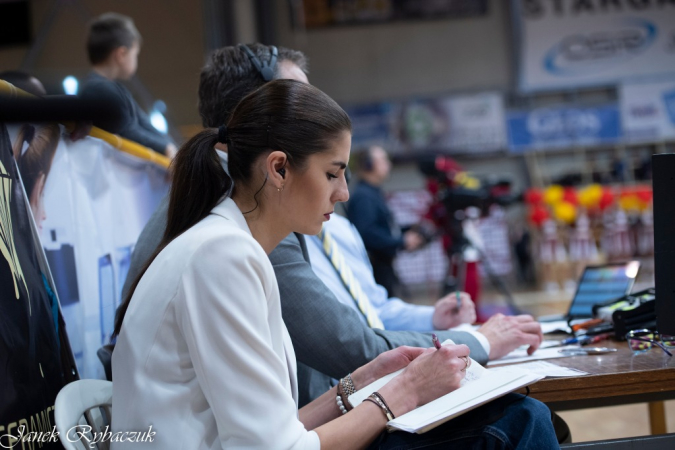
[539,261,640,322]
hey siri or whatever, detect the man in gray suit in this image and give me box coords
[122,43,543,406]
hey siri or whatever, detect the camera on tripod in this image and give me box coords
[416,155,523,313]
[418,154,519,217]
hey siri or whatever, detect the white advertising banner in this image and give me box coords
[620,80,675,142]
[443,92,508,153]
[8,126,169,379]
[514,0,675,92]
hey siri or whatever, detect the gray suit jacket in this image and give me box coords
[123,197,488,406]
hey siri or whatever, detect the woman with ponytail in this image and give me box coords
[111,79,557,449]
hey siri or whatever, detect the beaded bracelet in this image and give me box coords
[336,382,353,414]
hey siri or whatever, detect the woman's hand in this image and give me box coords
[395,344,469,410]
[351,346,426,389]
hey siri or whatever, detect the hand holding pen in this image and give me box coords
[432,333,442,350]
[432,333,470,371]
[432,292,476,329]
[453,290,462,313]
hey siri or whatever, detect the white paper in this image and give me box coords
[540,320,572,334]
[487,345,580,366]
[490,360,589,378]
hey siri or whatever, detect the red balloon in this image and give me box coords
[619,189,635,199]
[529,205,549,226]
[636,187,653,203]
[563,188,578,205]
[525,188,544,205]
[599,189,614,210]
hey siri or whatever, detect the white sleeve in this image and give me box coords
[466,330,491,356]
[176,235,319,450]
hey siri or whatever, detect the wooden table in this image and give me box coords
[515,338,675,434]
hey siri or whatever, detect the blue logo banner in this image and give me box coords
[508,105,622,153]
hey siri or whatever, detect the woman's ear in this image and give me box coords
[266,151,288,188]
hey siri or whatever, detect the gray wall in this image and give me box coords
[272,0,518,192]
[273,0,513,104]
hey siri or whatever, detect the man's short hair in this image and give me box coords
[198,43,308,127]
[352,145,375,173]
[86,12,142,65]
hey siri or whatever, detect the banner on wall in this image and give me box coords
[620,80,675,143]
[507,104,622,152]
[1,123,77,449]
[7,124,169,380]
[513,0,675,92]
[298,0,488,28]
[346,92,507,155]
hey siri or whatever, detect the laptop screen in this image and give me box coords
[567,262,640,318]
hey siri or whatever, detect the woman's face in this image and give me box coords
[284,131,351,235]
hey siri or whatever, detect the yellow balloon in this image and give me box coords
[578,184,603,208]
[543,185,564,205]
[553,201,577,224]
[619,195,640,211]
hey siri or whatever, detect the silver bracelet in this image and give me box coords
[341,373,356,397]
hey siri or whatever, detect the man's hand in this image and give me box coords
[477,313,543,360]
[432,292,476,329]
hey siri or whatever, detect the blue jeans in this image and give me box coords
[367,394,560,450]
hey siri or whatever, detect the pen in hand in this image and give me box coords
[453,290,462,313]
[432,333,442,350]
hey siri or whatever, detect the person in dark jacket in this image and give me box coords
[347,145,423,296]
[79,12,176,157]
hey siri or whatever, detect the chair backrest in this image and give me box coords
[97,345,114,381]
[55,379,113,450]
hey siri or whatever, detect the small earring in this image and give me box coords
[277,185,284,192]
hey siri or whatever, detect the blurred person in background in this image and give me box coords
[79,13,176,157]
[11,123,60,233]
[0,70,47,96]
[348,145,424,297]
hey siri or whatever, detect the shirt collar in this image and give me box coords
[210,197,252,236]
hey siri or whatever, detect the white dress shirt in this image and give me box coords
[112,197,319,450]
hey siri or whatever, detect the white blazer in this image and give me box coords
[112,198,320,450]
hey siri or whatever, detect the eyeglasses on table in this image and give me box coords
[625,329,675,357]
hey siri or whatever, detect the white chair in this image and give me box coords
[54,379,113,450]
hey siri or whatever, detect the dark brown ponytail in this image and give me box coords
[114,128,230,335]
